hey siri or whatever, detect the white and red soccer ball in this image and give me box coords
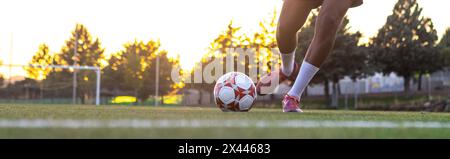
[213,72,257,112]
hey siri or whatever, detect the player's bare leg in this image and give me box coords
[256,0,316,96]
[284,0,355,112]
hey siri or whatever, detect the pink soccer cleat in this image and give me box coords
[282,94,303,113]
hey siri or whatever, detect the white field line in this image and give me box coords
[0,119,450,129]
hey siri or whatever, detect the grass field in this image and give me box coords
[1,104,450,139]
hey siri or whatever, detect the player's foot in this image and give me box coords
[256,63,300,96]
[282,94,303,112]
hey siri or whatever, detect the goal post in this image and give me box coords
[0,64,101,106]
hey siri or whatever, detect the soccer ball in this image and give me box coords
[213,72,257,112]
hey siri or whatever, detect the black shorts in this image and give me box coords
[350,0,363,8]
[304,0,363,9]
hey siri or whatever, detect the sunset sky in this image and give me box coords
[0,0,449,78]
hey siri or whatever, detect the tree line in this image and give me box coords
[1,0,449,106]
[1,24,177,104]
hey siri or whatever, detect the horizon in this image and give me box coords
[0,0,449,79]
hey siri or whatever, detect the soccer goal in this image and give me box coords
[0,64,101,106]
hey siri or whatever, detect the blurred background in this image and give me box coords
[0,0,449,111]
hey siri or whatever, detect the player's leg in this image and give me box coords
[285,0,354,104]
[256,0,316,96]
[276,0,316,76]
[303,0,354,66]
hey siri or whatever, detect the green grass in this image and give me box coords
[0,104,450,139]
[300,93,450,109]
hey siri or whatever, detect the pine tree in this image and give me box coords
[58,24,105,67]
[49,24,105,103]
[369,0,441,92]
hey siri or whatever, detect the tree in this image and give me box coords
[26,44,54,80]
[142,50,177,103]
[111,40,156,104]
[50,23,105,104]
[369,0,441,92]
[122,40,154,103]
[438,28,450,69]
[103,40,177,104]
[102,54,126,95]
[25,44,55,99]
[438,28,450,48]
[57,24,105,67]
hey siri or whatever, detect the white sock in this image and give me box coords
[280,51,295,76]
[287,60,320,99]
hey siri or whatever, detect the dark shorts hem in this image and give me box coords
[307,0,363,9]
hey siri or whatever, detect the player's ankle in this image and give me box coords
[286,93,300,100]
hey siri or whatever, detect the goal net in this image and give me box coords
[0,64,101,105]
